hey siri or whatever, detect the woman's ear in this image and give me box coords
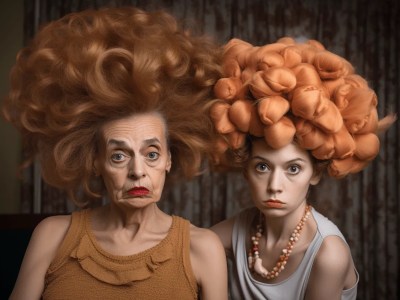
[310,160,328,185]
[310,169,322,185]
[166,151,172,173]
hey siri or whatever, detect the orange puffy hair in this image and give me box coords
[2,7,221,206]
[210,37,393,178]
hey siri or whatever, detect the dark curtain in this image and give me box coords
[20,0,399,299]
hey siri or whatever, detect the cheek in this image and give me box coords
[247,175,265,197]
[290,178,311,197]
[148,167,166,188]
[102,168,127,190]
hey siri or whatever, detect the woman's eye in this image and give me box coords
[255,163,269,172]
[147,151,159,160]
[111,153,126,162]
[288,165,301,175]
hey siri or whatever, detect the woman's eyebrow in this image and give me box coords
[107,139,129,148]
[286,158,307,164]
[250,155,269,161]
[250,156,307,164]
[142,137,161,147]
[107,138,162,149]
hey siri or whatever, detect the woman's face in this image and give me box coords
[94,112,171,209]
[245,139,320,217]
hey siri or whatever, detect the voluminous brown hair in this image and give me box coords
[2,7,221,206]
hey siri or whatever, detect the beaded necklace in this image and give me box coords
[248,205,311,280]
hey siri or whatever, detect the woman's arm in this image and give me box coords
[190,227,228,300]
[210,217,236,257]
[9,215,71,300]
[305,235,357,300]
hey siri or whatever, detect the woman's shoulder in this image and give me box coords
[312,208,345,240]
[189,224,227,263]
[36,214,72,227]
[210,207,256,255]
[15,216,72,280]
[314,235,353,270]
[306,235,356,298]
[188,224,228,299]
[32,214,72,249]
[29,213,81,272]
[9,213,77,299]
[189,224,223,248]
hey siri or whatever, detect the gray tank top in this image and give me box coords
[230,207,358,300]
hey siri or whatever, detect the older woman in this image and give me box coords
[3,7,227,300]
[208,37,394,299]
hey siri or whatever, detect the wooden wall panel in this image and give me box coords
[19,0,399,298]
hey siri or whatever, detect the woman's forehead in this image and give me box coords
[99,112,168,143]
[251,139,312,162]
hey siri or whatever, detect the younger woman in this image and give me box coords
[209,37,394,299]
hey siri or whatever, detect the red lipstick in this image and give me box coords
[263,199,284,208]
[128,187,149,197]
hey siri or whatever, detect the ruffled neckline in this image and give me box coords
[70,209,175,285]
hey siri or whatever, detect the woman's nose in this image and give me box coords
[128,157,145,179]
[267,170,283,195]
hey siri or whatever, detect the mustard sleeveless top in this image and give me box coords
[43,209,198,299]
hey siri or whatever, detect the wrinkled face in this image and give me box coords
[94,112,171,209]
[245,139,320,216]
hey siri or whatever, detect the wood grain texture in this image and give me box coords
[19,0,399,298]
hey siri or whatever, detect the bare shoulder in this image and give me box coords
[305,235,357,300]
[189,224,226,269]
[26,214,72,265]
[190,224,225,253]
[9,215,72,300]
[314,235,353,273]
[210,216,236,254]
[32,215,72,247]
[189,225,228,299]
[34,214,71,234]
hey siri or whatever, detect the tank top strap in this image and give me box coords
[171,215,190,260]
[47,209,88,273]
[172,215,197,294]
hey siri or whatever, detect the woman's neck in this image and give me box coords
[90,203,172,256]
[262,202,308,245]
[95,202,170,233]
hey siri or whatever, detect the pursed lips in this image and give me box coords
[127,187,150,196]
[263,199,284,208]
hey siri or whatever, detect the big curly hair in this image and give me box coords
[2,7,221,206]
[209,37,394,177]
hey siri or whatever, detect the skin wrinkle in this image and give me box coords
[3,7,222,206]
[4,7,228,299]
[95,112,171,210]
